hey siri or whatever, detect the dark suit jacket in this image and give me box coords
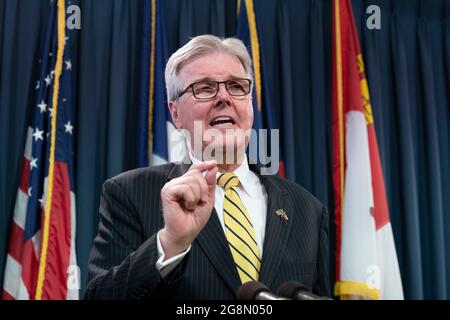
[84,161,330,300]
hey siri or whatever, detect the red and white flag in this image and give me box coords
[332,0,404,299]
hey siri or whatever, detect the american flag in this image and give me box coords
[1,0,78,300]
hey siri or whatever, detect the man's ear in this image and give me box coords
[168,101,182,128]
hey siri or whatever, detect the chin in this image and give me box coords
[201,140,246,165]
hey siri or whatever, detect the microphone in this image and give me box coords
[277,281,332,300]
[237,281,290,300]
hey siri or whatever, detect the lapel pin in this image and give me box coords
[275,209,289,221]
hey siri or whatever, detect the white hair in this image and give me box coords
[164,35,253,101]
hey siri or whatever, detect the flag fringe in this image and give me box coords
[335,280,381,300]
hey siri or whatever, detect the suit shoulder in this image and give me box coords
[105,163,176,188]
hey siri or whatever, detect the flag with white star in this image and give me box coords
[2,0,79,300]
[137,0,187,167]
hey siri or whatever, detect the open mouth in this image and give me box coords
[209,116,236,128]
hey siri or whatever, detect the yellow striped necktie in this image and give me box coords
[217,173,261,283]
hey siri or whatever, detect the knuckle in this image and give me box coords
[188,168,201,176]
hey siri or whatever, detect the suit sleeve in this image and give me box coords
[313,205,331,297]
[84,178,187,300]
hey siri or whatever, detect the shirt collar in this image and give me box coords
[188,153,252,196]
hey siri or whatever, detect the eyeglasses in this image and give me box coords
[177,78,252,100]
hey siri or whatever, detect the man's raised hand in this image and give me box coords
[159,160,218,259]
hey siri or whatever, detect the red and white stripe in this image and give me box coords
[3,128,39,299]
[2,127,78,300]
[332,0,403,300]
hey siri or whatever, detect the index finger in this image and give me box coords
[188,160,218,174]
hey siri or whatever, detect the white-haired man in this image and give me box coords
[85,35,330,300]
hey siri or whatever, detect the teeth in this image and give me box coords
[210,116,235,126]
[214,117,232,121]
[212,122,234,128]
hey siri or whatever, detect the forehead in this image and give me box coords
[178,52,247,85]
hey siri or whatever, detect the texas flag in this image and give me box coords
[138,0,186,167]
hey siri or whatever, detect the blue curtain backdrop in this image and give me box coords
[0,0,449,299]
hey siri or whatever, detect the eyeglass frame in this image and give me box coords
[176,78,252,100]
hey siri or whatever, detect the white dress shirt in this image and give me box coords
[156,154,268,277]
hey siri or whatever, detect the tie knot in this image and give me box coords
[217,173,240,190]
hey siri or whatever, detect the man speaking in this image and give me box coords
[85,35,330,299]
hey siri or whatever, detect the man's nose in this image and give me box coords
[214,86,232,108]
[216,83,232,101]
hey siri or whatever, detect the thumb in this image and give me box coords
[204,166,218,191]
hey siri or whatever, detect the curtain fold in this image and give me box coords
[417,15,447,299]
[276,0,296,180]
[309,0,330,206]
[443,1,450,300]
[74,0,143,289]
[389,12,423,299]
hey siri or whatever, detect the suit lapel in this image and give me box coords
[166,161,241,295]
[195,209,242,295]
[256,170,293,287]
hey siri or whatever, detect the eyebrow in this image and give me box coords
[190,75,247,83]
